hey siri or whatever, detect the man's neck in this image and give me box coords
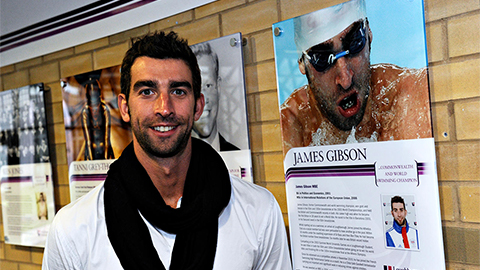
[395,219,407,227]
[133,140,192,208]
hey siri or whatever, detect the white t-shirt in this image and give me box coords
[42,175,292,270]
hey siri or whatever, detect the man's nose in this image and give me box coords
[334,58,353,90]
[155,92,174,118]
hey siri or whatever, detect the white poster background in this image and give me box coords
[69,159,115,202]
[0,163,54,247]
[284,138,445,270]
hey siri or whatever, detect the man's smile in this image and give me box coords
[152,125,176,132]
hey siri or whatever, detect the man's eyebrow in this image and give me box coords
[170,81,192,89]
[132,80,157,91]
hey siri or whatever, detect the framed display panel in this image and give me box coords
[273,0,445,269]
[0,83,55,247]
[61,66,132,201]
[191,33,253,182]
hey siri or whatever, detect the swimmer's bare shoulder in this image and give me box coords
[371,63,427,97]
[280,86,310,154]
[371,63,431,140]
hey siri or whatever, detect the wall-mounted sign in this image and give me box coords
[61,66,131,201]
[0,83,54,247]
[273,0,445,269]
[191,33,253,182]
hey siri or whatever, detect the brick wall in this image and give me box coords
[426,0,480,268]
[0,0,479,269]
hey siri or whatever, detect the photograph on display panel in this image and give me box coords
[0,83,55,247]
[61,66,132,164]
[382,194,419,250]
[61,66,132,201]
[0,83,50,166]
[274,0,432,155]
[190,33,253,182]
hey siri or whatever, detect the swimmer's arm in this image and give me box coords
[280,104,304,155]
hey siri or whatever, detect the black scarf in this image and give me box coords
[104,138,231,270]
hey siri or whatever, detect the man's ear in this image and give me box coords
[299,59,307,75]
[366,19,373,49]
[194,94,205,121]
[368,29,373,49]
[118,93,131,123]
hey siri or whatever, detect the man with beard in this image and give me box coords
[43,31,291,270]
[191,42,240,151]
[280,0,431,154]
[386,196,419,249]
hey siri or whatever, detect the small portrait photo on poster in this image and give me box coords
[382,194,419,250]
[36,191,48,220]
[273,0,432,155]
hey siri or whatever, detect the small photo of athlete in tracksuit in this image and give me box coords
[383,195,419,250]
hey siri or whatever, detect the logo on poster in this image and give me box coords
[383,265,416,270]
[375,162,418,186]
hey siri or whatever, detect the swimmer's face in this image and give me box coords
[300,20,372,131]
[391,202,407,226]
[194,54,219,138]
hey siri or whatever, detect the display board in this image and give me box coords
[191,33,253,182]
[0,83,55,247]
[61,66,131,201]
[273,0,446,269]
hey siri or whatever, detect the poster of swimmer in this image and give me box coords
[273,0,445,269]
[274,0,432,153]
[61,66,132,201]
[0,83,55,247]
[190,33,253,182]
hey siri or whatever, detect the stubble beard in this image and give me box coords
[395,218,406,227]
[309,62,372,131]
[131,112,193,159]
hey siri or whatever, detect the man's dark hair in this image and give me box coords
[390,196,406,210]
[120,31,201,102]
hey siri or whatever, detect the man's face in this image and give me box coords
[193,54,219,138]
[119,57,204,158]
[300,20,372,131]
[391,202,407,226]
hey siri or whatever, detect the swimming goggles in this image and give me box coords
[303,20,367,72]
